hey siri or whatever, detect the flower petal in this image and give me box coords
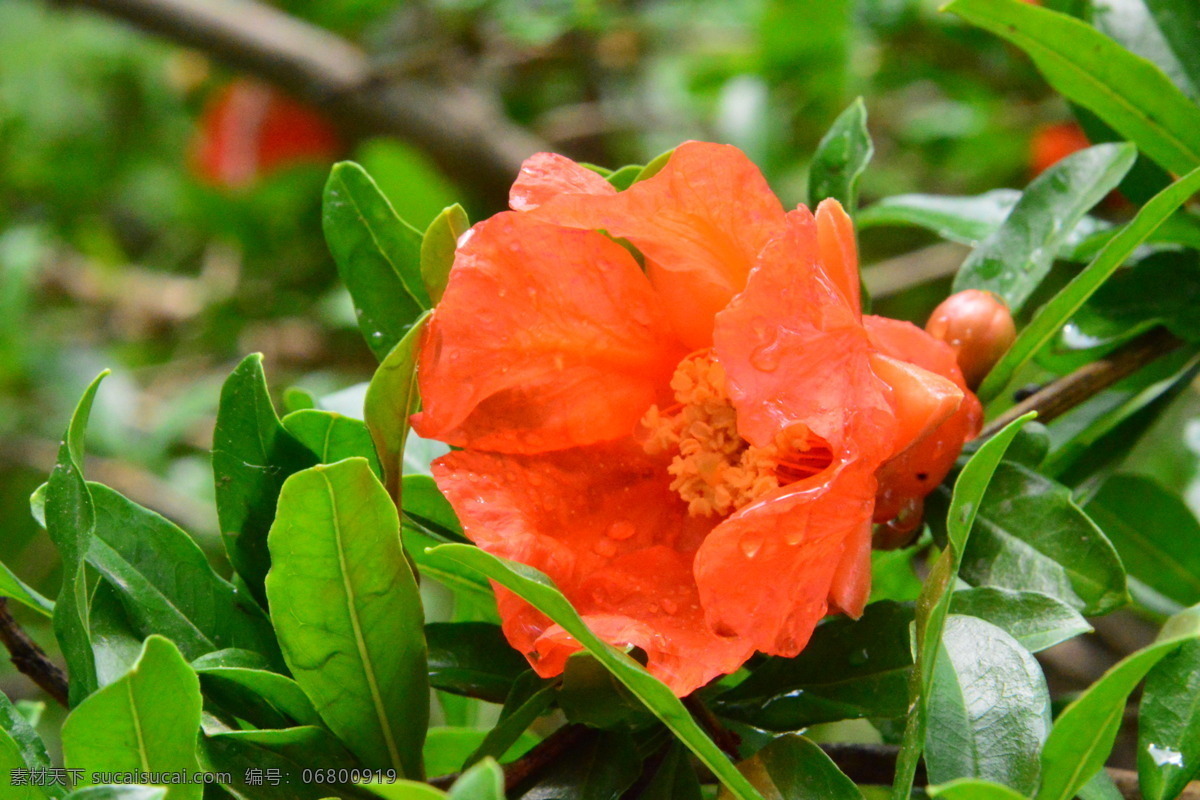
[694,463,878,655]
[432,441,754,696]
[532,141,789,348]
[509,152,615,211]
[713,209,896,462]
[815,198,862,318]
[865,315,983,523]
[413,212,682,454]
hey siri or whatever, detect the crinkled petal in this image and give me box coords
[531,141,789,348]
[714,208,896,462]
[432,441,754,696]
[815,198,861,318]
[694,463,878,655]
[865,315,983,522]
[413,212,682,454]
[827,517,873,618]
[509,152,615,211]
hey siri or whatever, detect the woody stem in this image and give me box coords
[979,326,1184,439]
[0,599,68,707]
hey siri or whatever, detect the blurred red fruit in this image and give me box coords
[1030,121,1091,177]
[192,79,343,188]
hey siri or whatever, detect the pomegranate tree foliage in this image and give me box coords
[5,0,1200,798]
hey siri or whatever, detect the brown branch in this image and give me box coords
[980,326,1184,439]
[52,0,549,209]
[0,599,68,707]
[427,723,591,792]
[683,695,741,760]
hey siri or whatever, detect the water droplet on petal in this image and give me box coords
[661,599,678,615]
[606,521,636,540]
[749,339,782,372]
[739,532,764,558]
[593,538,617,557]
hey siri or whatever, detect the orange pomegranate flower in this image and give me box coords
[412,142,981,696]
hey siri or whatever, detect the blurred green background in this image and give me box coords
[3,0,1197,736]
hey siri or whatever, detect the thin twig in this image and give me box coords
[427,723,592,792]
[52,0,549,208]
[980,326,1184,439]
[683,695,741,760]
[0,599,68,707]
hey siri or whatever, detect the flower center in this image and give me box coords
[640,352,834,517]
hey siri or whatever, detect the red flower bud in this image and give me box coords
[924,289,1016,389]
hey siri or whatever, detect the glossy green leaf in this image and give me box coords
[422,727,537,779]
[859,189,1021,246]
[323,161,429,359]
[1085,474,1200,608]
[977,165,1200,402]
[1093,0,1198,100]
[212,354,318,607]
[200,726,368,800]
[89,580,147,687]
[960,462,1127,614]
[560,653,654,731]
[282,409,383,478]
[402,528,494,607]
[1063,251,1200,347]
[729,735,862,800]
[636,744,702,800]
[191,648,270,671]
[0,728,48,800]
[196,666,322,729]
[62,636,203,800]
[605,164,643,191]
[425,622,529,702]
[421,203,469,306]
[925,616,1050,794]
[448,758,503,800]
[0,560,53,617]
[266,458,428,778]
[514,730,640,800]
[950,587,1091,653]
[928,779,1028,800]
[713,601,914,729]
[401,475,463,541]
[0,690,55,798]
[87,483,280,666]
[358,782,446,800]
[465,672,556,768]
[46,370,107,706]
[364,313,431,500]
[946,0,1200,176]
[1036,621,1200,800]
[1138,638,1200,800]
[425,544,765,800]
[951,143,1135,313]
[892,414,1034,800]
[808,97,872,214]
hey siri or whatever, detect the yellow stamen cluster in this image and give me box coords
[641,352,831,517]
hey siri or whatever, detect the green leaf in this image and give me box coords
[636,744,702,800]
[447,758,503,800]
[1092,0,1199,100]
[925,616,1050,794]
[47,370,108,706]
[606,164,644,191]
[808,97,873,215]
[421,203,469,306]
[65,790,167,800]
[951,143,1136,313]
[892,414,1034,800]
[0,560,53,617]
[402,475,464,541]
[950,587,1092,652]
[1144,0,1200,95]
[858,190,1021,246]
[200,726,368,800]
[425,622,529,702]
[266,458,428,778]
[0,690,55,799]
[62,636,203,800]
[1084,475,1200,608]
[358,782,447,800]
[946,0,1200,176]
[421,727,537,779]
[1138,638,1200,800]
[729,735,862,800]
[89,580,148,687]
[282,409,383,478]
[212,354,318,607]
[977,165,1200,402]
[364,313,431,500]
[1036,622,1200,800]
[560,653,654,731]
[514,730,641,800]
[196,666,322,729]
[928,779,1029,800]
[86,483,281,666]
[0,728,49,800]
[464,672,557,768]
[323,162,429,358]
[425,544,766,800]
[713,601,914,729]
[959,462,1128,615]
